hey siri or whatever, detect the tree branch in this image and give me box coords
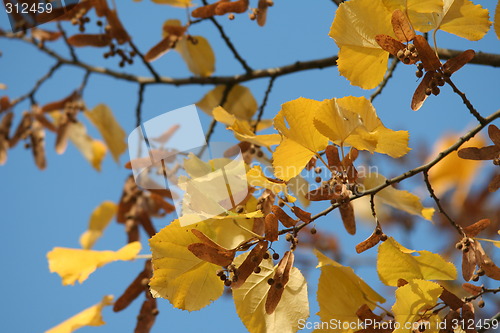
[253,75,276,132]
[423,170,465,237]
[11,61,63,107]
[128,40,161,82]
[201,0,253,73]
[445,77,487,125]
[3,31,500,87]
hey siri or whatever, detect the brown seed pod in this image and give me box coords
[215,0,249,16]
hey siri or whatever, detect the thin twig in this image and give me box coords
[201,0,252,73]
[78,71,91,97]
[423,170,465,237]
[445,77,487,125]
[253,76,276,132]
[11,62,63,106]
[128,40,161,82]
[57,22,78,62]
[464,286,500,302]
[136,84,145,128]
[370,57,398,102]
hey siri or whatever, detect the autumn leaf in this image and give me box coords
[377,237,457,286]
[315,250,385,333]
[45,295,114,333]
[79,201,117,250]
[149,219,225,311]
[47,242,141,285]
[362,172,434,220]
[197,85,258,121]
[213,106,280,147]
[85,104,127,163]
[176,35,215,77]
[67,122,107,171]
[314,96,410,158]
[273,97,328,181]
[411,0,490,40]
[428,133,485,206]
[232,251,309,333]
[247,165,296,202]
[329,0,395,89]
[392,280,442,333]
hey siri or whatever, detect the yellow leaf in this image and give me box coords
[392,280,443,333]
[79,201,117,250]
[233,251,309,333]
[51,114,106,171]
[247,165,296,202]
[314,250,385,333]
[150,0,192,7]
[149,220,225,310]
[176,36,215,77]
[362,172,434,220]
[383,0,443,14]
[377,237,457,286]
[329,0,394,89]
[0,83,6,89]
[45,295,114,333]
[314,96,410,157]
[197,85,258,121]
[85,104,127,163]
[273,98,328,181]
[286,174,310,208]
[411,0,490,40]
[428,133,484,207]
[47,242,141,285]
[69,124,107,171]
[176,154,252,226]
[213,106,281,147]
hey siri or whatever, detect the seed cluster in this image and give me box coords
[397,44,418,64]
[71,8,91,32]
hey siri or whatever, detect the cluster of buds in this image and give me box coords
[396,43,419,64]
[216,264,239,287]
[103,42,136,67]
[70,7,91,32]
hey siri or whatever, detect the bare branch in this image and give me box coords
[423,170,465,237]
[57,22,78,62]
[11,62,63,107]
[445,77,487,125]
[201,0,253,73]
[253,76,277,132]
[128,40,161,82]
[135,84,145,128]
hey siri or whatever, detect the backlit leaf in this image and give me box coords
[428,134,485,206]
[315,250,385,333]
[150,0,192,7]
[273,98,328,181]
[247,165,295,202]
[496,1,500,39]
[329,0,394,89]
[363,172,434,220]
[66,122,107,171]
[314,96,410,158]
[45,295,114,333]
[233,251,309,333]
[197,85,258,121]
[79,201,117,250]
[213,106,280,147]
[377,237,457,286]
[176,35,215,77]
[149,219,224,311]
[47,242,141,285]
[392,280,442,333]
[85,104,126,163]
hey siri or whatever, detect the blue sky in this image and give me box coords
[1,1,500,332]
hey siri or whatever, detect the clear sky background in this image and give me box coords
[1,1,500,332]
